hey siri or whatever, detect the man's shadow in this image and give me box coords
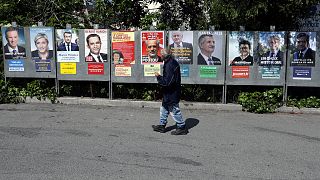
[165,118,199,132]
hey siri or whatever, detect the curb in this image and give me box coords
[24,97,320,114]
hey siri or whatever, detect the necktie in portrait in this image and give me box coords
[12,50,17,57]
[208,58,213,65]
[67,44,70,51]
[298,52,303,59]
[270,52,274,57]
[97,56,102,62]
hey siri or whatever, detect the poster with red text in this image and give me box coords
[141,31,164,64]
[112,31,135,64]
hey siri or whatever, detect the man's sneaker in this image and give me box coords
[152,125,166,133]
[171,127,188,135]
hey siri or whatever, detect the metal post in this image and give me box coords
[223,80,227,104]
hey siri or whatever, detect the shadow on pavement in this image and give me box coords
[185,118,199,130]
[164,118,199,133]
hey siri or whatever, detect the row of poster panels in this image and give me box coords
[2,26,319,86]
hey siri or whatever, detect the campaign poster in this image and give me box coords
[180,65,189,77]
[258,32,285,66]
[293,67,312,80]
[141,31,164,64]
[289,32,316,66]
[232,66,249,78]
[56,29,79,62]
[8,60,24,72]
[60,63,76,74]
[197,31,223,65]
[112,31,135,64]
[199,66,217,78]
[260,67,280,79]
[1,26,26,60]
[228,31,254,66]
[88,63,104,75]
[30,27,54,72]
[168,31,193,64]
[84,29,108,63]
[144,64,161,76]
[115,65,132,77]
[35,60,51,72]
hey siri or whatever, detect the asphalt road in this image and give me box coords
[0,103,319,180]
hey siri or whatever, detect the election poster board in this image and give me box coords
[2,26,56,78]
[57,29,110,81]
[286,31,320,86]
[226,31,286,86]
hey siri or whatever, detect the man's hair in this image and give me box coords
[239,39,251,50]
[296,32,310,44]
[34,33,49,44]
[172,31,183,37]
[160,48,171,57]
[5,26,18,40]
[63,31,72,37]
[86,33,101,44]
[268,35,280,43]
[145,39,160,46]
[198,34,213,47]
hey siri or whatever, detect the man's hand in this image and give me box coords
[155,72,160,77]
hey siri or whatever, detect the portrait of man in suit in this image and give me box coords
[85,33,108,63]
[259,35,284,66]
[57,31,79,51]
[197,34,221,65]
[144,39,163,63]
[169,31,193,64]
[293,32,315,60]
[3,26,26,59]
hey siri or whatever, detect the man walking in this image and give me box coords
[152,49,188,135]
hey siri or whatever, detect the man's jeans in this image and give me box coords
[160,104,185,128]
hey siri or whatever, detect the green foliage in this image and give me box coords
[0,0,87,28]
[287,96,320,109]
[114,84,160,101]
[59,84,72,96]
[0,78,24,104]
[21,80,58,103]
[181,85,215,102]
[238,88,283,113]
[1,0,318,30]
[207,0,319,30]
[0,78,58,104]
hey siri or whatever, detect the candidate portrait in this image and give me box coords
[2,26,26,59]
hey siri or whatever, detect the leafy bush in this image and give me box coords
[0,78,58,104]
[238,88,283,113]
[0,79,25,104]
[287,96,320,108]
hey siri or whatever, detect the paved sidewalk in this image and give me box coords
[1,103,320,179]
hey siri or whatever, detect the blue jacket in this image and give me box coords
[157,55,181,107]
